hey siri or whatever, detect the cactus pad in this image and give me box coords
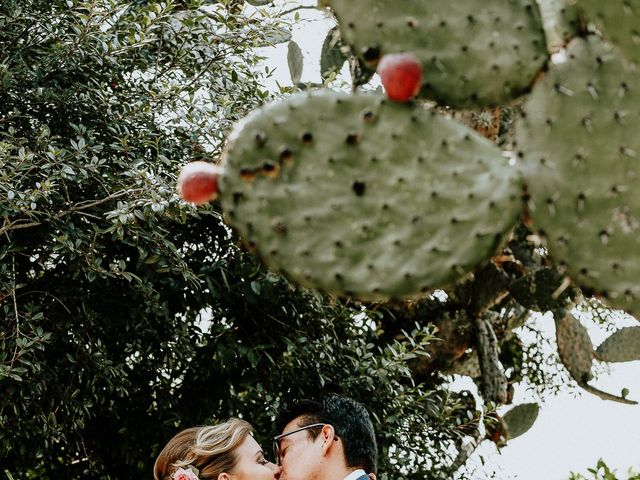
[516,36,640,312]
[577,0,640,65]
[329,0,549,107]
[219,91,521,300]
[555,312,594,383]
[555,311,637,404]
[475,312,508,404]
[596,327,640,362]
[502,403,539,439]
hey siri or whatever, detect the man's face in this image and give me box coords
[277,417,322,480]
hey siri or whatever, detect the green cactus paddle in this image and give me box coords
[219,91,521,300]
[516,36,640,313]
[329,0,549,107]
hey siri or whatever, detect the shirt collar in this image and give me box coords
[343,469,367,480]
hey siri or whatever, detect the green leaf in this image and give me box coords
[259,27,292,46]
[250,280,262,295]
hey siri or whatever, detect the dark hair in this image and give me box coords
[275,394,377,474]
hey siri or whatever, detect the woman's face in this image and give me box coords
[230,434,281,480]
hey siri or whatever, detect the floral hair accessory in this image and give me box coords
[173,466,199,480]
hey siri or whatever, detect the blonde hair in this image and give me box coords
[154,419,253,480]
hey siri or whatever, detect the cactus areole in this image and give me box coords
[377,53,423,102]
[177,161,220,205]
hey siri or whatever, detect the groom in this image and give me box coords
[274,394,377,480]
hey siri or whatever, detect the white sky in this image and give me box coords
[254,4,640,478]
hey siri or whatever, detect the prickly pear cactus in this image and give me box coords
[516,36,640,313]
[215,0,640,427]
[577,0,640,65]
[596,327,640,362]
[555,311,637,403]
[329,0,549,107]
[219,91,521,300]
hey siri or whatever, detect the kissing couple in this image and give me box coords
[154,394,377,480]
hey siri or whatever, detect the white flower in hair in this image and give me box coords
[173,466,199,480]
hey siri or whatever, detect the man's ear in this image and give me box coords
[218,473,231,480]
[320,424,337,456]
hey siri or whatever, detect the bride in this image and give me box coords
[154,418,281,480]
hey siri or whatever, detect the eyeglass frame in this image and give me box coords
[272,423,336,465]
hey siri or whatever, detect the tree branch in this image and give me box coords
[279,5,318,17]
[10,254,21,368]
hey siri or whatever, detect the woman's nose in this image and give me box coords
[270,462,282,478]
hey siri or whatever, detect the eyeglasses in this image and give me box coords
[272,423,331,465]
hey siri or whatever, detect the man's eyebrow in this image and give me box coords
[279,437,291,448]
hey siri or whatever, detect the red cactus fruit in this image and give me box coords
[177,161,220,205]
[376,52,423,102]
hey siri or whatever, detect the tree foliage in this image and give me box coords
[570,460,640,480]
